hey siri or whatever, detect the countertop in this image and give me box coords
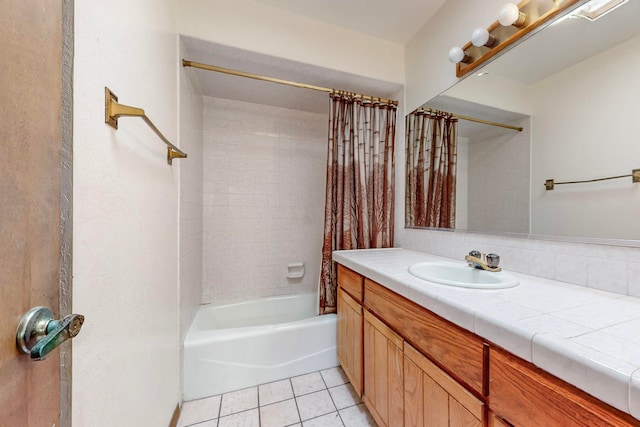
[333,248,640,420]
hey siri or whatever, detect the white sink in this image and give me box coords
[408,262,519,289]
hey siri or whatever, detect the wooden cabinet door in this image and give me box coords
[363,310,404,427]
[337,287,363,396]
[1,1,67,426]
[404,343,483,427]
[488,412,511,427]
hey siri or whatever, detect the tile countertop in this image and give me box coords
[332,248,640,421]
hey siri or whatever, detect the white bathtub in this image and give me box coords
[183,293,338,400]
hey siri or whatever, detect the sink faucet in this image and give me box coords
[465,250,502,272]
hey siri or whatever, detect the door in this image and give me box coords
[403,343,483,427]
[1,1,69,425]
[337,287,363,396]
[363,310,403,427]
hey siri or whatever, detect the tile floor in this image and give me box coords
[178,367,377,427]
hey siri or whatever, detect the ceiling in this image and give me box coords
[252,0,449,44]
[181,0,448,114]
[182,37,403,114]
[184,0,638,119]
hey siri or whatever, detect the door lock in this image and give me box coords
[16,307,84,361]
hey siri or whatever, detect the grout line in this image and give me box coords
[188,369,361,427]
[299,411,344,426]
[256,386,262,427]
[291,378,303,427]
[319,368,329,389]
[217,408,258,425]
[216,394,222,427]
[324,381,339,412]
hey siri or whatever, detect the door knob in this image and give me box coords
[16,307,84,361]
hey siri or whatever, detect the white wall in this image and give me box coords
[404,0,506,112]
[179,41,204,398]
[400,0,505,244]
[530,33,640,239]
[73,0,180,425]
[445,73,533,116]
[202,98,327,304]
[177,0,404,85]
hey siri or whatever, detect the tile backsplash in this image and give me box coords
[400,228,640,297]
[202,97,328,304]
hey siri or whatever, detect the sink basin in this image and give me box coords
[408,262,519,289]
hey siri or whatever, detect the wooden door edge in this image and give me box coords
[169,403,181,427]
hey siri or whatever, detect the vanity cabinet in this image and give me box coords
[489,347,638,427]
[335,259,640,427]
[336,265,364,396]
[404,343,483,427]
[363,310,404,427]
[364,278,485,396]
[337,266,485,426]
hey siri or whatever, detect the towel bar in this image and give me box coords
[545,169,640,190]
[104,87,187,165]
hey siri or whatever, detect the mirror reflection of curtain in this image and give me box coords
[319,93,397,314]
[405,110,457,229]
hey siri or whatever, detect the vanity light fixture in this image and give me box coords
[471,28,497,47]
[448,46,471,64]
[449,0,581,77]
[572,0,628,21]
[498,3,526,27]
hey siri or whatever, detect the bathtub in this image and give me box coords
[183,293,338,400]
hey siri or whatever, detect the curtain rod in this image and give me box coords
[182,59,399,106]
[419,108,523,132]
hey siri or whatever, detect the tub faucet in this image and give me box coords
[465,250,501,272]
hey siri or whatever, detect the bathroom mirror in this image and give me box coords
[407,0,640,242]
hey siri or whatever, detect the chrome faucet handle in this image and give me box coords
[486,253,500,268]
[469,250,482,259]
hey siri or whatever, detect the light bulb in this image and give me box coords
[448,46,468,64]
[499,3,526,27]
[471,28,496,47]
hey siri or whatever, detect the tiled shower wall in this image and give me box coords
[202,97,328,304]
[467,117,530,234]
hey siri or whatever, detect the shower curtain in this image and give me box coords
[405,110,458,229]
[319,93,397,314]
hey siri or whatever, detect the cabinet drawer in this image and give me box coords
[490,347,637,427]
[364,278,485,396]
[337,264,364,303]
